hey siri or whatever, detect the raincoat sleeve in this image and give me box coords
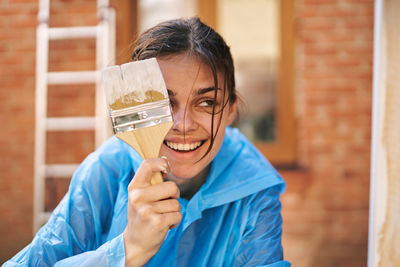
[234,185,291,267]
[3,140,130,267]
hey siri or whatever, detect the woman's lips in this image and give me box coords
[164,140,204,152]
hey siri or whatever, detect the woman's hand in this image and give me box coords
[123,158,182,267]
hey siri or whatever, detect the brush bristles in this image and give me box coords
[102,58,168,111]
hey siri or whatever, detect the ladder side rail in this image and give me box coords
[34,0,50,234]
[97,0,110,9]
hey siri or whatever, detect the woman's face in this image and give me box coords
[158,53,237,184]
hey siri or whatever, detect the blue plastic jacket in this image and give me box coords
[4,127,290,267]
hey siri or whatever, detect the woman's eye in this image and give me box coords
[199,100,215,107]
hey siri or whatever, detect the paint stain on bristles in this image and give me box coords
[102,58,167,111]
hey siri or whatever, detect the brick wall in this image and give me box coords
[281,0,374,266]
[0,0,38,261]
[0,0,374,265]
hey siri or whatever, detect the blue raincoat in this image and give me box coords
[4,127,290,267]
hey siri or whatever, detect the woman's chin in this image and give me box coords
[166,171,196,184]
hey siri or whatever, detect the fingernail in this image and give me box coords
[161,155,170,168]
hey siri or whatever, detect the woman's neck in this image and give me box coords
[166,164,211,200]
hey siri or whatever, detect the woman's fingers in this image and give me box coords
[152,198,181,213]
[129,181,180,205]
[129,158,170,190]
[134,201,182,230]
[145,211,182,232]
[164,212,182,229]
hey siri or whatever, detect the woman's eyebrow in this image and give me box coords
[196,87,221,95]
[167,89,176,96]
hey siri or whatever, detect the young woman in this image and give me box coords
[5,17,290,266]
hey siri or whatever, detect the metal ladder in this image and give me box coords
[34,0,116,233]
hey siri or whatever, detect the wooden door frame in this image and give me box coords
[110,0,139,64]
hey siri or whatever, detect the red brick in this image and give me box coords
[9,0,37,3]
[362,5,374,16]
[46,131,95,164]
[318,31,358,43]
[304,44,338,55]
[345,0,373,3]
[344,18,374,29]
[303,0,338,5]
[300,6,360,17]
[48,84,95,117]
[300,18,337,31]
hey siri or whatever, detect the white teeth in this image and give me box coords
[166,141,202,151]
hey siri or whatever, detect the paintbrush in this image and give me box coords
[102,58,173,185]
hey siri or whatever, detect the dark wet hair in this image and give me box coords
[131,17,237,159]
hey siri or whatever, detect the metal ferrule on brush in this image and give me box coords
[109,99,173,134]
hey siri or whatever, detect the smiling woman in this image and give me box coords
[4,17,290,267]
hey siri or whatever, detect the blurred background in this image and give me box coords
[0,0,374,266]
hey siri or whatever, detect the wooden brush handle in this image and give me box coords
[150,172,164,185]
[116,121,173,185]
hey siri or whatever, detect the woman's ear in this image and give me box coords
[227,98,238,125]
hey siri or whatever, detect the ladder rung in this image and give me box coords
[45,164,80,177]
[49,26,98,40]
[47,71,98,85]
[46,117,96,131]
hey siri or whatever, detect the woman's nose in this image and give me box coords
[172,107,197,133]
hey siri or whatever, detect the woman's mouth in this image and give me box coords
[164,140,205,152]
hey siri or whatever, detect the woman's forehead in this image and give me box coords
[158,53,224,79]
[158,54,225,95]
